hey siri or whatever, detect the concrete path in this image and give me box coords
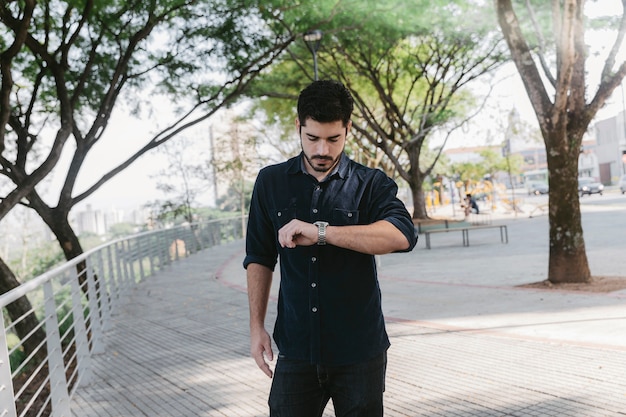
[70,193,626,416]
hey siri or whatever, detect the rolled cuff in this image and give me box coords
[243,254,277,271]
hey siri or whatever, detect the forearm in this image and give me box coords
[247,263,273,330]
[325,220,410,255]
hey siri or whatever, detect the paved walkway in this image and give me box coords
[71,194,626,416]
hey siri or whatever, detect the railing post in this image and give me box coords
[106,245,118,304]
[114,241,127,290]
[122,240,133,285]
[70,276,93,387]
[94,255,112,333]
[0,310,17,417]
[43,281,71,417]
[147,234,155,276]
[127,239,137,283]
[86,260,105,355]
[137,236,145,281]
[159,229,170,269]
[102,245,119,302]
[199,222,207,250]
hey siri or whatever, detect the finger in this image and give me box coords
[277,226,291,248]
[278,229,296,248]
[253,349,273,378]
[261,360,273,378]
[254,355,272,378]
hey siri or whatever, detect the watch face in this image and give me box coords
[315,221,328,245]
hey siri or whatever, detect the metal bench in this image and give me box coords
[422,224,509,249]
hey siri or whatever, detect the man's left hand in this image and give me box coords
[278,219,318,248]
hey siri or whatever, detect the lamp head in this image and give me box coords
[303,30,323,53]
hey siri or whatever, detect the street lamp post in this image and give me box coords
[303,30,323,80]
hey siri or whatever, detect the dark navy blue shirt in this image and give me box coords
[243,152,417,366]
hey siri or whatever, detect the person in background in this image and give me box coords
[463,193,479,219]
[243,79,417,417]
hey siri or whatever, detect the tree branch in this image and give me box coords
[70,38,291,207]
[496,0,553,132]
[524,0,557,87]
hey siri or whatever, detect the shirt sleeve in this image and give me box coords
[243,169,279,271]
[371,170,418,252]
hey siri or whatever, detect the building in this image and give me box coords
[593,111,626,183]
[73,204,107,235]
[72,204,130,236]
[443,141,602,186]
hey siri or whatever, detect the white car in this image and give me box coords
[578,177,604,196]
[526,181,549,195]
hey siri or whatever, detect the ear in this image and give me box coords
[295,117,301,135]
[346,119,352,135]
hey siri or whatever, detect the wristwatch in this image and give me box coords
[313,221,329,245]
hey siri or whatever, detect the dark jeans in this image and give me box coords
[268,351,387,417]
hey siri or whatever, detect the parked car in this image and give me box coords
[619,174,626,194]
[578,177,604,196]
[526,180,549,195]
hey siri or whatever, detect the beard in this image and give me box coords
[302,151,340,173]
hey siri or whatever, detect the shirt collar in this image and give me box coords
[288,152,349,181]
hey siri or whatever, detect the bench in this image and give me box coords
[420,222,508,249]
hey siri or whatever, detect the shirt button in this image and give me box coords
[312,307,318,313]
[311,282,317,288]
[277,211,282,217]
[312,257,317,262]
[312,208,318,214]
[347,212,353,218]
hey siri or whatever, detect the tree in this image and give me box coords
[249,0,508,219]
[147,136,210,226]
[495,0,626,283]
[0,0,292,358]
[211,112,266,233]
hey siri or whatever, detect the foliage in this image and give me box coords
[7,332,25,371]
[107,222,139,238]
[216,180,254,212]
[7,242,64,282]
[195,206,238,220]
[0,0,294,222]
[210,110,267,213]
[246,0,508,218]
[148,136,211,224]
[0,0,294,366]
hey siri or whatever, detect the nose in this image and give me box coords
[314,139,330,156]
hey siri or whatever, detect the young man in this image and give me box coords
[243,80,417,417]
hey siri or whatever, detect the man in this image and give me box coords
[243,80,417,417]
[463,193,479,219]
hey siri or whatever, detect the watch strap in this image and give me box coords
[314,221,329,245]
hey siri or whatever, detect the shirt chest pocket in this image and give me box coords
[331,208,359,226]
[273,207,297,228]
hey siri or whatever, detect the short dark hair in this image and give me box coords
[297,80,354,127]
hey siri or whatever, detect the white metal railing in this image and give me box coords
[0,216,245,417]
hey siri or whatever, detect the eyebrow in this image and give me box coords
[305,132,342,140]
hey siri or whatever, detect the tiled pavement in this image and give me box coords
[71,197,626,416]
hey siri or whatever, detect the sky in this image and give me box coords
[43,98,214,212]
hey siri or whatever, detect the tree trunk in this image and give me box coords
[0,257,47,361]
[29,198,91,290]
[545,129,591,283]
[47,215,88,278]
[409,176,429,219]
[411,183,428,219]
